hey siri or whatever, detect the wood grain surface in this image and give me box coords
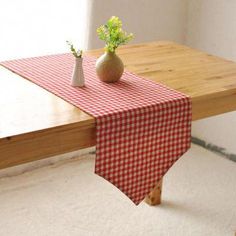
[1,41,236,169]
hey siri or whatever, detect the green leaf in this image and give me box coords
[66,41,82,58]
[96,16,134,53]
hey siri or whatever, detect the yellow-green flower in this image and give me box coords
[97,16,134,53]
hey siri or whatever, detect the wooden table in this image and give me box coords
[1,41,236,204]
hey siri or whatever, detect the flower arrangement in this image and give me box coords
[97,16,134,53]
[66,41,82,58]
[66,41,84,87]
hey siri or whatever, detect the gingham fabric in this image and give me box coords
[1,54,192,204]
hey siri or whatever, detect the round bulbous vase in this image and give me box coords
[95,51,124,83]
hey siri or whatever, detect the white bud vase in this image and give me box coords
[71,57,85,87]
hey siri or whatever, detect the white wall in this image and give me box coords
[0,0,89,61]
[186,0,236,153]
[86,0,188,49]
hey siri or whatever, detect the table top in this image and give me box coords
[1,41,236,169]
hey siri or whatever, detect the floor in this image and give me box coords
[0,144,235,236]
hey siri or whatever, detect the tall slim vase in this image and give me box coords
[71,57,85,87]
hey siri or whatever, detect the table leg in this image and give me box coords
[144,179,163,206]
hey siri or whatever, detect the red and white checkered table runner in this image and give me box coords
[1,54,191,204]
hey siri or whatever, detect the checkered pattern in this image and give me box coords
[1,54,192,204]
